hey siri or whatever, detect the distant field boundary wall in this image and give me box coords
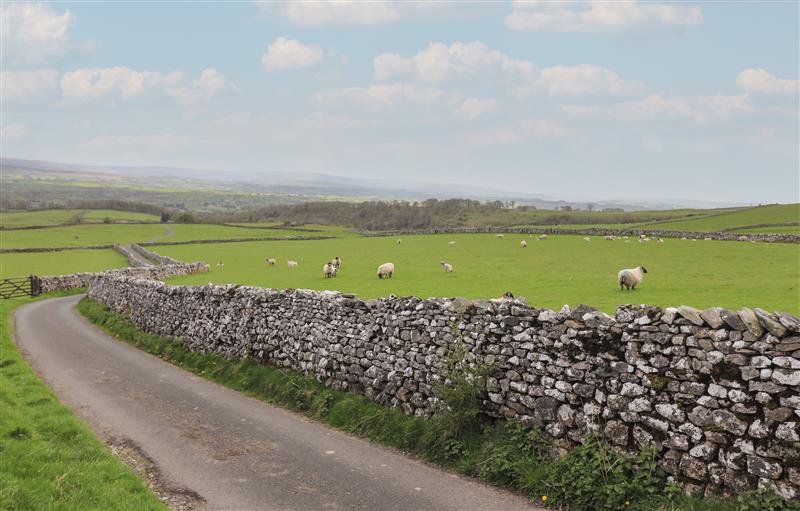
[361,227,800,243]
[0,221,160,231]
[0,235,335,253]
[36,245,208,294]
[86,273,800,499]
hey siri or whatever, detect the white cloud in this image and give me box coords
[1,123,30,140]
[166,69,238,105]
[1,69,59,102]
[1,3,75,62]
[374,41,534,83]
[456,97,499,119]
[466,117,570,144]
[60,67,183,100]
[317,83,460,110]
[261,37,324,71]
[563,93,752,124]
[522,64,645,97]
[505,1,702,33]
[266,1,402,27]
[86,133,195,149]
[736,68,798,95]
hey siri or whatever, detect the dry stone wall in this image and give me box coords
[86,275,800,499]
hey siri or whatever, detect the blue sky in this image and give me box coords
[2,1,798,203]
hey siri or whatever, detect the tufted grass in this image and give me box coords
[0,292,166,511]
[76,297,797,511]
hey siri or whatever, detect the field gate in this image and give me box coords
[0,276,41,299]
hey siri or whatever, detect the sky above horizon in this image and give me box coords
[2,1,798,203]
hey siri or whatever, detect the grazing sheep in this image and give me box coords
[681,237,687,240]
[657,238,664,243]
[603,235,615,241]
[266,258,276,266]
[287,260,298,268]
[377,262,395,279]
[623,236,629,239]
[704,237,712,241]
[501,291,515,300]
[639,234,647,241]
[323,262,337,278]
[397,239,402,244]
[538,234,548,240]
[737,235,748,241]
[440,261,454,272]
[449,240,456,245]
[496,234,505,238]
[618,266,648,291]
[216,261,224,268]
[332,256,341,269]
[520,240,527,248]
[583,237,591,242]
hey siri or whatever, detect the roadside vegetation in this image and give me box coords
[0,292,166,511]
[77,298,798,511]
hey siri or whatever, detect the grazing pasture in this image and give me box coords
[637,203,799,232]
[0,209,159,228]
[0,250,128,279]
[156,233,800,315]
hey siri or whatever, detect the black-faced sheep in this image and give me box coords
[377,262,395,279]
[618,266,648,291]
[323,262,337,278]
[440,262,453,272]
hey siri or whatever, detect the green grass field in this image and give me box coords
[156,233,800,315]
[0,250,128,279]
[637,204,799,233]
[0,293,165,510]
[1,209,159,228]
[0,223,337,249]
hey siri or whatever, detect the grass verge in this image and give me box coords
[76,297,799,511]
[0,291,166,511]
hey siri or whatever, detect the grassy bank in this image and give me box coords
[76,297,797,511]
[0,292,165,511]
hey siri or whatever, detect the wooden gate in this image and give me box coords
[0,276,41,299]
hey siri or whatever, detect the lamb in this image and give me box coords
[266,258,276,266]
[618,266,648,291]
[538,234,548,240]
[583,237,591,242]
[332,256,341,270]
[287,260,298,268]
[520,240,527,248]
[449,241,456,245]
[323,262,337,278]
[377,262,395,279]
[440,261,454,272]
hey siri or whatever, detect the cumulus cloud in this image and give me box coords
[456,97,499,119]
[466,117,570,144]
[1,3,75,62]
[166,69,238,105]
[563,93,752,124]
[1,69,59,102]
[373,41,534,83]
[60,67,183,100]
[522,64,645,97]
[283,0,400,27]
[1,123,30,140]
[736,68,798,95]
[504,1,702,33]
[317,83,461,110]
[261,37,324,71]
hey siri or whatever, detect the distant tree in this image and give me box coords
[103,217,111,224]
[561,205,573,212]
[160,212,171,223]
[586,203,594,212]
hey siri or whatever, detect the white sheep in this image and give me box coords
[657,238,664,243]
[449,240,456,245]
[397,239,402,244]
[440,261,454,272]
[704,237,712,241]
[323,262,337,278]
[603,235,615,241]
[583,237,591,242]
[216,261,224,268]
[639,234,647,241]
[618,266,648,291]
[520,240,527,248]
[538,234,548,240]
[266,258,276,266]
[287,260,298,268]
[737,235,748,241]
[496,234,505,238]
[332,256,341,270]
[377,262,395,279]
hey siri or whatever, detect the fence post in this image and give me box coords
[30,275,41,296]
